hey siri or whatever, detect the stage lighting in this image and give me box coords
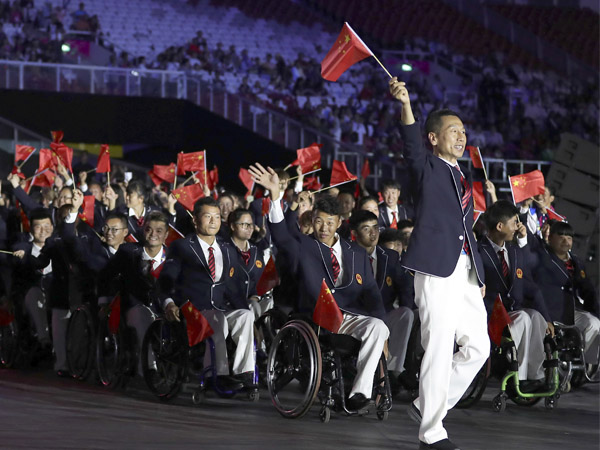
[401,63,413,72]
[61,43,71,53]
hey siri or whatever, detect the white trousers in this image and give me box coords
[413,255,489,444]
[384,306,414,373]
[574,310,600,364]
[24,287,50,345]
[338,313,390,399]
[125,304,156,375]
[202,309,255,376]
[51,308,71,372]
[249,295,274,321]
[508,309,546,380]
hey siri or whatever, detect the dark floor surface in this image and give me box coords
[0,368,598,450]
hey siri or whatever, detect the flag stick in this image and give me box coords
[289,168,321,181]
[478,147,489,180]
[186,210,193,218]
[16,154,34,171]
[24,168,49,182]
[312,179,357,194]
[284,164,292,170]
[86,168,97,174]
[372,53,392,79]
[0,250,14,255]
[183,171,199,185]
[107,171,111,186]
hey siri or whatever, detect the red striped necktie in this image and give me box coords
[498,250,509,280]
[455,166,472,255]
[240,249,251,266]
[208,246,216,279]
[390,211,398,229]
[330,248,340,284]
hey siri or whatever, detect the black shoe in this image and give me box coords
[215,375,244,391]
[519,379,545,393]
[407,402,422,424]
[346,393,370,411]
[419,438,461,450]
[389,371,401,396]
[232,371,258,389]
[399,370,419,390]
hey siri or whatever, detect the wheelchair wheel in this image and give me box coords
[374,355,392,419]
[456,357,490,409]
[142,318,187,401]
[267,320,322,419]
[67,305,96,381]
[0,321,18,368]
[96,314,133,389]
[256,308,288,353]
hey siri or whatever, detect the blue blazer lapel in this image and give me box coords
[189,235,210,276]
[376,246,388,290]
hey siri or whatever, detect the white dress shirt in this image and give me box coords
[197,237,223,282]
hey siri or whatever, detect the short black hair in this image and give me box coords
[228,207,252,227]
[397,219,414,231]
[145,210,169,227]
[358,196,379,209]
[313,196,340,216]
[379,228,403,246]
[349,210,378,231]
[29,208,53,226]
[425,109,462,135]
[105,211,128,228]
[193,196,219,216]
[381,179,401,191]
[484,200,519,230]
[550,221,574,237]
[87,179,102,189]
[275,168,290,182]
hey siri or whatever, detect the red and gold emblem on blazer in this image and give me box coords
[229,267,235,277]
[356,274,362,284]
[581,270,586,278]
[516,268,523,279]
[386,276,392,287]
[256,260,263,269]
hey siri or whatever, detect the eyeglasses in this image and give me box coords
[102,226,127,234]
[235,223,253,229]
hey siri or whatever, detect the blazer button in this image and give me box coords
[245,281,249,284]
[331,289,335,294]
[561,287,564,290]
[459,235,464,240]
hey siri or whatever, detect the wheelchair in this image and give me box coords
[95,306,138,389]
[266,318,392,423]
[553,322,600,392]
[141,317,260,404]
[66,303,97,381]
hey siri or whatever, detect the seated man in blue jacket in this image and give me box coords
[478,201,553,391]
[249,163,389,411]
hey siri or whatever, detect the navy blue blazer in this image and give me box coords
[269,219,386,320]
[229,239,266,299]
[158,234,248,312]
[99,243,162,313]
[377,204,408,229]
[399,123,484,285]
[478,237,550,321]
[532,246,598,325]
[371,245,405,313]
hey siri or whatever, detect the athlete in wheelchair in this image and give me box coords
[533,221,599,389]
[249,164,392,421]
[145,197,258,402]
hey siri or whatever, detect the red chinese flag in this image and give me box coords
[303,176,323,191]
[152,163,177,184]
[172,183,205,211]
[488,295,513,346]
[181,300,214,347]
[208,166,219,190]
[51,130,64,143]
[291,143,322,175]
[313,280,344,333]
[97,144,111,173]
[361,159,371,179]
[39,148,57,172]
[32,170,56,187]
[467,146,484,169]
[148,170,163,187]
[256,257,279,296]
[321,22,374,82]
[472,181,486,212]
[239,168,254,195]
[78,195,95,228]
[125,234,138,243]
[53,144,73,173]
[165,223,185,247]
[15,145,35,163]
[0,307,14,326]
[108,295,121,335]
[330,160,357,187]
[11,165,25,179]
[177,151,206,175]
[509,170,545,205]
[546,209,566,222]
[19,207,30,233]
